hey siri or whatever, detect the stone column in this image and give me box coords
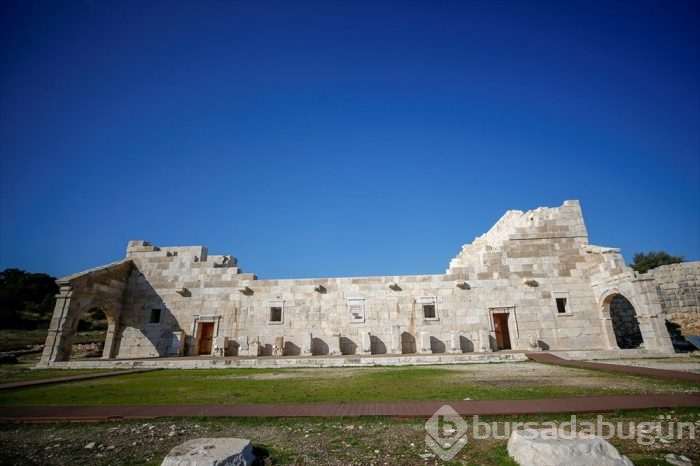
[102,326,119,359]
[527,333,540,351]
[389,325,401,354]
[599,317,619,350]
[101,314,121,359]
[361,331,372,355]
[213,336,227,357]
[478,329,492,352]
[329,333,342,356]
[185,335,197,356]
[174,330,186,356]
[639,315,675,354]
[629,278,675,354]
[419,331,432,354]
[250,338,262,357]
[272,336,285,356]
[38,286,75,367]
[301,332,313,356]
[449,331,461,354]
[237,336,250,356]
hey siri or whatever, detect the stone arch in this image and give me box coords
[39,288,123,365]
[602,292,644,349]
[64,299,121,361]
[594,280,675,354]
[39,260,132,367]
[69,306,108,359]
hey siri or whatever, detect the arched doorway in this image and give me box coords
[604,294,644,349]
[69,307,108,359]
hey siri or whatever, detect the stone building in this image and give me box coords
[39,200,698,367]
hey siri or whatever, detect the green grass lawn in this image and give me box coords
[0,364,696,406]
[0,353,119,385]
[0,365,118,385]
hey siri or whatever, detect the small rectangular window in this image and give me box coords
[269,307,282,322]
[268,300,284,324]
[418,296,438,320]
[556,298,567,314]
[150,309,161,323]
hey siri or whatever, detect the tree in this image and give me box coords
[0,268,58,329]
[630,251,684,274]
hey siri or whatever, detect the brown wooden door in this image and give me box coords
[198,322,214,355]
[493,313,511,350]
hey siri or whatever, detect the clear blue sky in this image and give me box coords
[1,0,698,279]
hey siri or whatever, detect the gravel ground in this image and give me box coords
[1,411,698,466]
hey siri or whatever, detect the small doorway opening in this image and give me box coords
[70,307,108,359]
[198,322,215,355]
[607,294,644,349]
[493,313,512,350]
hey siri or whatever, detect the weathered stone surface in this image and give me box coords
[40,200,690,367]
[507,428,633,466]
[161,438,254,466]
[301,332,312,356]
[478,329,492,352]
[665,453,693,466]
[449,331,460,353]
[272,337,284,357]
[419,332,431,354]
[237,336,249,356]
[389,325,401,354]
[361,331,371,355]
[329,333,341,356]
[647,262,700,341]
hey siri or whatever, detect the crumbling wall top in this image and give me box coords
[472,200,588,247]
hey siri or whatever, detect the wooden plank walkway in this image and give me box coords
[525,353,700,383]
[1,394,698,422]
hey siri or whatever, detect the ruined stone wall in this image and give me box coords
[646,262,700,335]
[116,243,484,357]
[38,200,684,363]
[446,200,611,350]
[115,243,253,358]
[108,201,633,358]
[41,201,689,366]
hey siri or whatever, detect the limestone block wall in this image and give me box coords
[646,262,700,335]
[43,201,684,364]
[115,242,252,358]
[445,200,613,350]
[109,201,627,358]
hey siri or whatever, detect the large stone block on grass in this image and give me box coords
[507,428,633,466]
[161,438,255,466]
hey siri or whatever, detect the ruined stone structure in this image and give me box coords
[646,263,700,336]
[40,201,696,367]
